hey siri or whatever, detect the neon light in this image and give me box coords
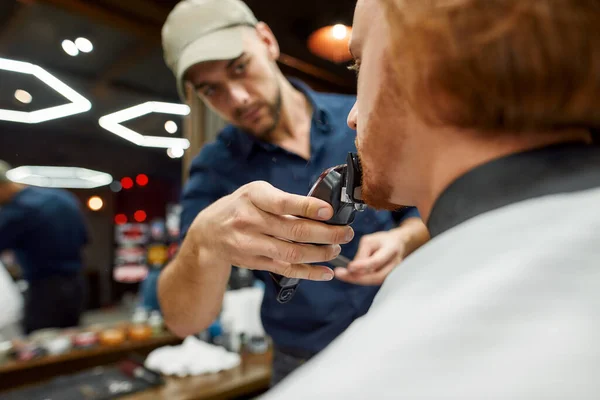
[99,101,190,149]
[0,57,91,123]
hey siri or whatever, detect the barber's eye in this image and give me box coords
[202,87,215,97]
[234,62,247,74]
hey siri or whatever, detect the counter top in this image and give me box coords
[123,350,272,400]
[0,332,182,392]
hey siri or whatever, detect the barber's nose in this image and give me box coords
[229,84,250,106]
[347,101,358,131]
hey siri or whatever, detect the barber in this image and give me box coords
[158,0,429,386]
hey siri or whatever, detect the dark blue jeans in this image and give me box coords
[23,273,85,334]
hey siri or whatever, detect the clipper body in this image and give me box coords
[272,153,366,303]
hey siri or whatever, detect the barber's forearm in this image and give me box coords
[395,217,430,256]
[157,236,231,338]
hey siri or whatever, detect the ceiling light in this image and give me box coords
[75,37,93,53]
[61,39,79,56]
[88,196,103,211]
[99,102,190,149]
[167,147,184,159]
[14,89,32,104]
[307,24,353,63]
[164,120,178,134]
[332,24,348,40]
[0,57,92,123]
[6,166,112,189]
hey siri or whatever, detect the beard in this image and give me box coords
[357,137,400,211]
[357,62,407,211]
[235,83,282,141]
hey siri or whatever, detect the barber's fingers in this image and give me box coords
[348,246,396,274]
[242,181,333,220]
[334,262,396,286]
[233,183,354,245]
[229,233,342,266]
[349,236,380,267]
[241,256,334,281]
[262,213,354,245]
[225,205,354,247]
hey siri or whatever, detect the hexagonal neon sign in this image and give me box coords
[0,57,92,123]
[98,102,191,149]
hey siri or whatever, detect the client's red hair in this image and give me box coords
[381,0,600,133]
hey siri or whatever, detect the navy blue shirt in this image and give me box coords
[179,79,420,354]
[0,186,89,282]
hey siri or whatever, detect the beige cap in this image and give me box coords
[162,0,258,101]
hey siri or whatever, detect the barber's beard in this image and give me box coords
[235,84,282,141]
[256,89,282,141]
[358,65,407,211]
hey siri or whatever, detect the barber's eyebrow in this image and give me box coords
[192,54,246,90]
[226,53,245,68]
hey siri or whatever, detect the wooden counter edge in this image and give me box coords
[0,333,182,374]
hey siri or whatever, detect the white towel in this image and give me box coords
[145,336,241,377]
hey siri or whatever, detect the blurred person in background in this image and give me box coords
[262,0,600,398]
[158,0,430,386]
[0,161,89,334]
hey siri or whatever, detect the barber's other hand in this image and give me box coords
[335,218,429,286]
[188,181,355,281]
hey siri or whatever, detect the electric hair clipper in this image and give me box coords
[271,152,367,303]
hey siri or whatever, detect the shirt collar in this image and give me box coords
[427,141,600,238]
[288,77,331,132]
[226,78,332,160]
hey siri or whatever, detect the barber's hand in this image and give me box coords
[188,181,355,281]
[335,218,429,286]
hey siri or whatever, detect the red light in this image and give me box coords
[134,210,147,222]
[121,177,133,189]
[136,174,149,186]
[115,214,128,225]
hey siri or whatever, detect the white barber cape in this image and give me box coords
[261,188,600,399]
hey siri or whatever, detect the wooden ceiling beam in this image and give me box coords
[277,53,353,90]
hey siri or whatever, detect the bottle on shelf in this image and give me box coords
[148,310,164,336]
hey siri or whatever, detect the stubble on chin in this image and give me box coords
[356,61,407,211]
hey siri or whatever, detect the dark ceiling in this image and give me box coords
[0,0,357,185]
